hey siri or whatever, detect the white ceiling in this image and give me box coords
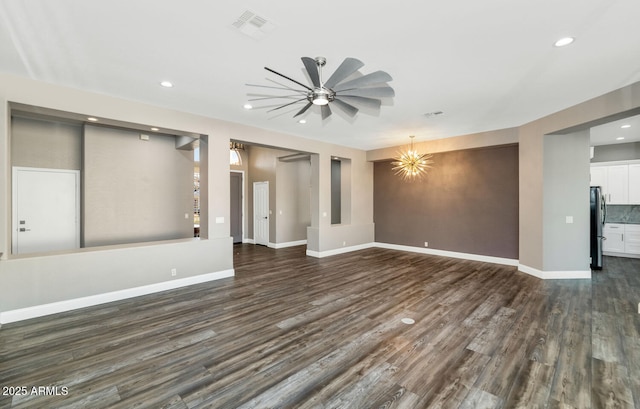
[1,0,640,150]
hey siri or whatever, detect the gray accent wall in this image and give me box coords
[374,144,519,259]
[83,125,194,247]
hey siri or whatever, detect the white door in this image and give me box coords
[12,167,80,254]
[253,181,269,246]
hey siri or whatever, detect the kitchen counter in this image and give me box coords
[606,204,640,224]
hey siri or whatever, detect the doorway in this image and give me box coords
[253,181,269,246]
[12,167,80,254]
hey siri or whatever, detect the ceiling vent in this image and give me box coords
[232,10,276,40]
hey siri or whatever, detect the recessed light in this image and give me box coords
[151,127,159,131]
[160,81,173,88]
[617,137,625,140]
[621,124,631,129]
[87,117,98,122]
[554,37,575,47]
[243,104,253,110]
[401,318,415,325]
[298,119,306,124]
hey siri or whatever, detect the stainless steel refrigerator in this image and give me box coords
[590,186,606,270]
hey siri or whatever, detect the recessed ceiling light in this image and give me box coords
[160,81,173,88]
[87,117,98,122]
[554,37,575,47]
[298,119,306,124]
[621,124,631,129]
[617,137,625,140]
[151,127,159,131]
[243,104,253,110]
[401,317,415,325]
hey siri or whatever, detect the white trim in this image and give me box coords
[0,269,234,324]
[517,264,591,280]
[306,243,373,258]
[374,242,519,266]
[270,240,307,249]
[243,238,255,244]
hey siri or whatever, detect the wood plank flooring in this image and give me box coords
[1,245,639,408]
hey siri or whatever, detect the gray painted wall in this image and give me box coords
[83,125,194,247]
[11,116,82,170]
[591,141,640,162]
[374,144,519,259]
[542,131,591,271]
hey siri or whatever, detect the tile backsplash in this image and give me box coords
[606,205,640,224]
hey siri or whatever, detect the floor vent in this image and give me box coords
[232,10,276,40]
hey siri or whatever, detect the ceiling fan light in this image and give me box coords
[312,94,329,106]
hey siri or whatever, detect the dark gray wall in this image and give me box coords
[592,142,640,162]
[374,144,519,259]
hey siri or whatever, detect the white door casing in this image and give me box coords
[12,167,80,255]
[253,181,269,246]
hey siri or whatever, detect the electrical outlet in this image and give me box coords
[342,241,346,246]
[424,242,429,247]
[171,268,177,277]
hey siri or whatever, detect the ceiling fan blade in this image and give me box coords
[267,97,308,113]
[294,102,313,117]
[246,83,307,93]
[265,67,312,91]
[324,58,364,89]
[321,104,332,120]
[332,99,359,118]
[332,71,393,92]
[301,57,321,88]
[337,96,382,110]
[337,86,395,98]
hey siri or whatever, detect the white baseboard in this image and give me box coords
[517,264,591,280]
[374,242,519,267]
[0,269,234,325]
[242,238,255,244]
[270,240,307,249]
[306,243,373,258]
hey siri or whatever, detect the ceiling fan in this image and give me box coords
[247,56,395,120]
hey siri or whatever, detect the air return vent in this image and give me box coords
[232,10,276,40]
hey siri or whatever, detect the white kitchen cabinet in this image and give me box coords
[625,224,640,255]
[606,165,629,204]
[629,164,640,204]
[603,223,625,253]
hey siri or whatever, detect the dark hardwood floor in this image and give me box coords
[1,245,639,408]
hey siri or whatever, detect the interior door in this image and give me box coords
[253,181,269,246]
[230,172,243,243]
[12,167,80,254]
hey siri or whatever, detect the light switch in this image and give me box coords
[565,216,574,224]
[215,216,224,224]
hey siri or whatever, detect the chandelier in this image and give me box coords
[392,135,433,180]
